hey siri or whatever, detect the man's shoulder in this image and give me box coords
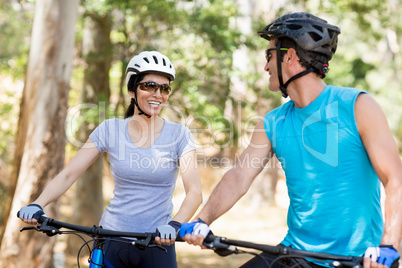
[327,85,366,96]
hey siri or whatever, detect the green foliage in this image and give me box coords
[0,102,14,155]
[2,0,402,159]
[188,0,241,52]
[0,79,22,161]
[0,1,33,79]
[0,1,32,168]
[0,1,31,160]
[100,0,245,130]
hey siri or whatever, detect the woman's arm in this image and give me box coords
[171,149,203,223]
[21,139,101,223]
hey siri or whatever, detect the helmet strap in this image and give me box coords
[276,40,288,98]
[275,39,315,98]
[132,91,152,118]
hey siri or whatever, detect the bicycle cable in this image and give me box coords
[271,254,339,268]
[56,230,97,268]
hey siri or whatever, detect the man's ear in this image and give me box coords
[286,48,299,63]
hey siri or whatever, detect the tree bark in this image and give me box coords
[0,0,79,267]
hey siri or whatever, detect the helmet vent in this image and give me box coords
[313,25,323,32]
[126,51,176,85]
[308,32,323,41]
[153,56,158,64]
[328,30,336,39]
[287,23,302,30]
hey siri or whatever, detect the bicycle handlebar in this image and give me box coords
[18,212,364,267]
[19,214,162,250]
[38,215,152,238]
[203,234,363,268]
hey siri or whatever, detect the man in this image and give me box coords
[181,12,402,268]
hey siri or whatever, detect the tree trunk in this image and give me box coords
[0,0,79,267]
[66,12,112,256]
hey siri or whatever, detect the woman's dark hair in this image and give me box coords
[124,73,146,118]
[279,37,330,79]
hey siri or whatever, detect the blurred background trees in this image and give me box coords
[0,0,401,266]
[0,0,79,266]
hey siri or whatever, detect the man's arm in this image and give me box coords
[184,119,273,245]
[355,94,402,256]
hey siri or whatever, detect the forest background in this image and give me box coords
[0,0,401,267]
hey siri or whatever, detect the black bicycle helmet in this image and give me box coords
[258,12,341,98]
[258,12,340,59]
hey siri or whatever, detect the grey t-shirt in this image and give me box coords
[89,118,195,233]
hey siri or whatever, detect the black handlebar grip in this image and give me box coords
[203,233,216,244]
[33,210,45,221]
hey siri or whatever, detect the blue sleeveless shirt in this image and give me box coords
[263,85,383,256]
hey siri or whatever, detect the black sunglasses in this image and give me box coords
[136,82,171,96]
[265,48,289,63]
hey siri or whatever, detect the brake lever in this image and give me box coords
[332,258,363,268]
[132,233,162,252]
[203,235,238,256]
[148,243,168,254]
[20,226,39,232]
[130,233,168,254]
[20,217,61,237]
[40,225,62,236]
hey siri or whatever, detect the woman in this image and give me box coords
[18,51,203,267]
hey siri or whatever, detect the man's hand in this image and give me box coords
[180,219,210,247]
[364,245,400,268]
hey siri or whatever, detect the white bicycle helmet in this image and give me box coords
[125,51,176,86]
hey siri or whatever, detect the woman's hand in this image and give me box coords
[18,204,44,225]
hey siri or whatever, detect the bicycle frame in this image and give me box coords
[89,239,104,268]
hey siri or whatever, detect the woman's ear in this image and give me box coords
[128,90,135,99]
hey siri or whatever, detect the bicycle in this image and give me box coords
[202,233,365,268]
[18,213,169,268]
